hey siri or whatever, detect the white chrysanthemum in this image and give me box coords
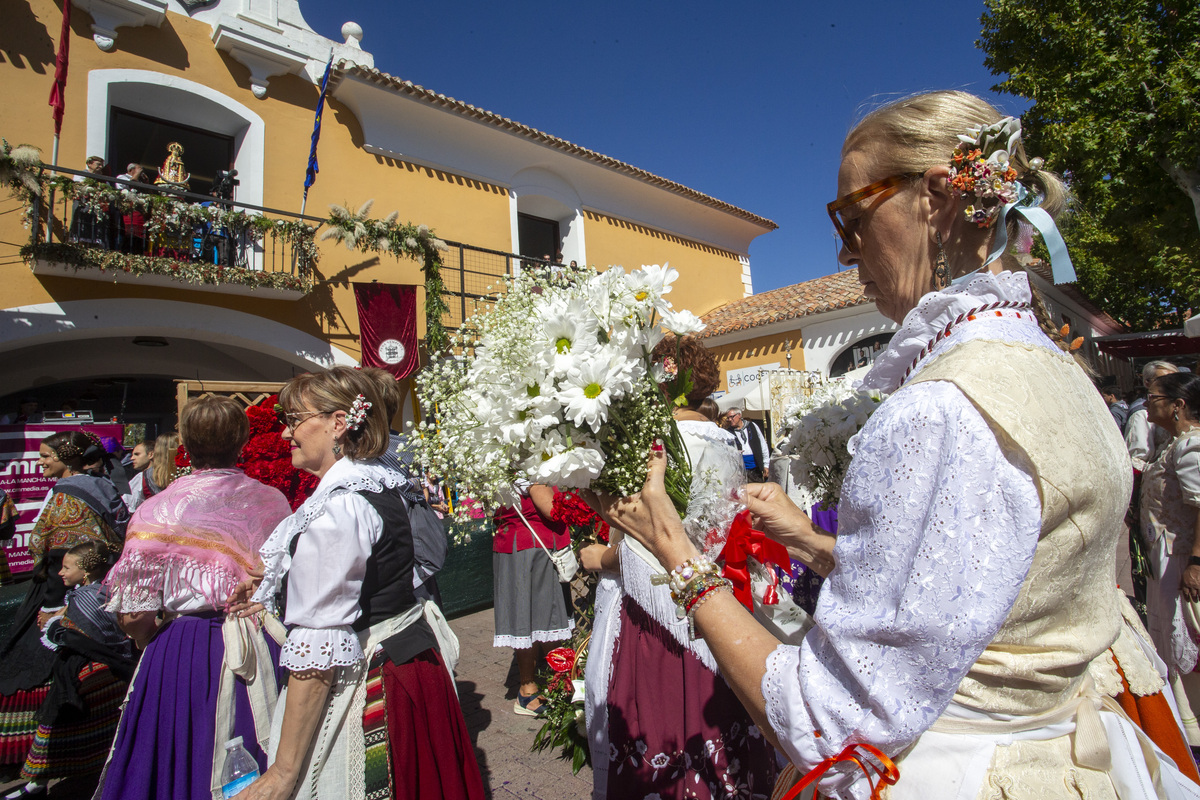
[533,442,605,488]
[558,360,617,431]
[626,263,679,313]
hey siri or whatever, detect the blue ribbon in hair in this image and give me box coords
[982,182,1076,285]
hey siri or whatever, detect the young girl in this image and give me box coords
[3,542,133,799]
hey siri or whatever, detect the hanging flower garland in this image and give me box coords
[320,199,451,354]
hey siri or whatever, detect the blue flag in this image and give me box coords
[304,53,334,197]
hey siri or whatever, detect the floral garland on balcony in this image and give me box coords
[321,199,451,354]
[21,241,312,293]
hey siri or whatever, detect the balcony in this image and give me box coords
[22,167,318,300]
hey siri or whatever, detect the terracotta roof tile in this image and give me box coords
[699,268,870,338]
[333,62,777,231]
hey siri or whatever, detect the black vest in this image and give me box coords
[280,487,438,666]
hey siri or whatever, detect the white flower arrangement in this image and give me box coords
[777,380,883,509]
[410,263,701,542]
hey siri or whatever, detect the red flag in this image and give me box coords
[48,0,71,138]
[354,283,419,379]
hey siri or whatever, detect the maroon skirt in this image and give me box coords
[373,648,485,800]
[605,596,776,799]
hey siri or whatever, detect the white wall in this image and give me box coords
[801,306,898,377]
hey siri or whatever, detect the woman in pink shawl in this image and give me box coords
[96,396,292,800]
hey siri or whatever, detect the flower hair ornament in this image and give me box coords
[345,394,373,432]
[947,116,1076,285]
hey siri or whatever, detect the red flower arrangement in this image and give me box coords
[240,394,319,509]
[173,394,318,510]
[550,489,609,543]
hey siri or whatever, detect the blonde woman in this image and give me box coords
[234,367,483,800]
[125,433,180,512]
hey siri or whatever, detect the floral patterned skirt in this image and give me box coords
[605,596,776,799]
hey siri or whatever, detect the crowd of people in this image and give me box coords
[0,88,1198,800]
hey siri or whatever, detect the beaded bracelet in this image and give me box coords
[686,579,732,640]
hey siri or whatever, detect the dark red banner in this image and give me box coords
[354,283,419,380]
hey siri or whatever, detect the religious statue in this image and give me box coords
[155,142,190,190]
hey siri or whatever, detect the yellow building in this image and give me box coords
[701,263,1129,426]
[0,0,775,429]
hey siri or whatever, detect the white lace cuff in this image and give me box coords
[280,625,363,671]
[762,645,862,796]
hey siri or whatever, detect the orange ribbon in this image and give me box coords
[718,509,792,610]
[781,743,900,800]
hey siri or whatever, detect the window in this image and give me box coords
[830,332,895,377]
[108,108,236,198]
[517,213,561,263]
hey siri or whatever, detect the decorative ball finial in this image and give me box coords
[341,21,363,49]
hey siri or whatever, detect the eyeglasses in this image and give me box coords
[827,172,924,250]
[274,404,330,430]
[1146,394,1172,402]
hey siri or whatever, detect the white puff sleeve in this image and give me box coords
[279,490,383,671]
[760,381,1042,799]
[1177,435,1200,509]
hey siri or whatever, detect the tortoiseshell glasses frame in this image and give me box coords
[826,172,924,249]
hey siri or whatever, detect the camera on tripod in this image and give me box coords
[211,168,239,203]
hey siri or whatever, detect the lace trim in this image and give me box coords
[280,625,364,671]
[619,540,719,672]
[861,270,1035,394]
[492,623,575,650]
[253,460,410,613]
[762,644,801,746]
[1111,597,1166,697]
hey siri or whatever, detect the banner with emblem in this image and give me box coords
[353,282,419,380]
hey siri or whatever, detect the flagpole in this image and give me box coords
[301,49,334,216]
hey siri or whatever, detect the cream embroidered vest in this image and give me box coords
[907,338,1141,714]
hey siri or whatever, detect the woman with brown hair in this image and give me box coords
[580,335,776,799]
[236,366,483,800]
[98,395,292,800]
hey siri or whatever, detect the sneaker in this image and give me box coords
[3,783,47,799]
[513,691,546,717]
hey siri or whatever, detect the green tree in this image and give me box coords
[979,0,1199,330]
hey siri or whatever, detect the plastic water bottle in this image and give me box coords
[220,736,260,798]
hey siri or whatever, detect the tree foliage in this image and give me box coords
[979,0,1199,330]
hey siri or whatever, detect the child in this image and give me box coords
[3,543,133,799]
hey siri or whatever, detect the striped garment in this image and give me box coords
[20,662,126,781]
[0,685,50,765]
[364,655,392,800]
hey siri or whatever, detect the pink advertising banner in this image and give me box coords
[0,423,124,575]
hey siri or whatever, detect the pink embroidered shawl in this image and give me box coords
[105,468,291,612]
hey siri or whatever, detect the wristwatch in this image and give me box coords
[1188,556,1200,568]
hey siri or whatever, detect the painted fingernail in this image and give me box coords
[651,440,664,452]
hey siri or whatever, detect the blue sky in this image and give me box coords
[303,1,1027,294]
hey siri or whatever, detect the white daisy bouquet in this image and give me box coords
[411,263,705,540]
[778,381,883,509]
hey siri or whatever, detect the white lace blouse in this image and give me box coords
[253,458,408,672]
[761,271,1050,799]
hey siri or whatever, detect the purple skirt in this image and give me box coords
[97,614,282,800]
[605,596,776,799]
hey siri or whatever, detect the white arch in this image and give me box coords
[86,69,266,207]
[0,298,357,371]
[509,166,586,265]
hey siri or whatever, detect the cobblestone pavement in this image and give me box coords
[450,606,594,799]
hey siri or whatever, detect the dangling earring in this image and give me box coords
[332,442,343,457]
[934,232,950,289]
[1176,410,1181,422]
